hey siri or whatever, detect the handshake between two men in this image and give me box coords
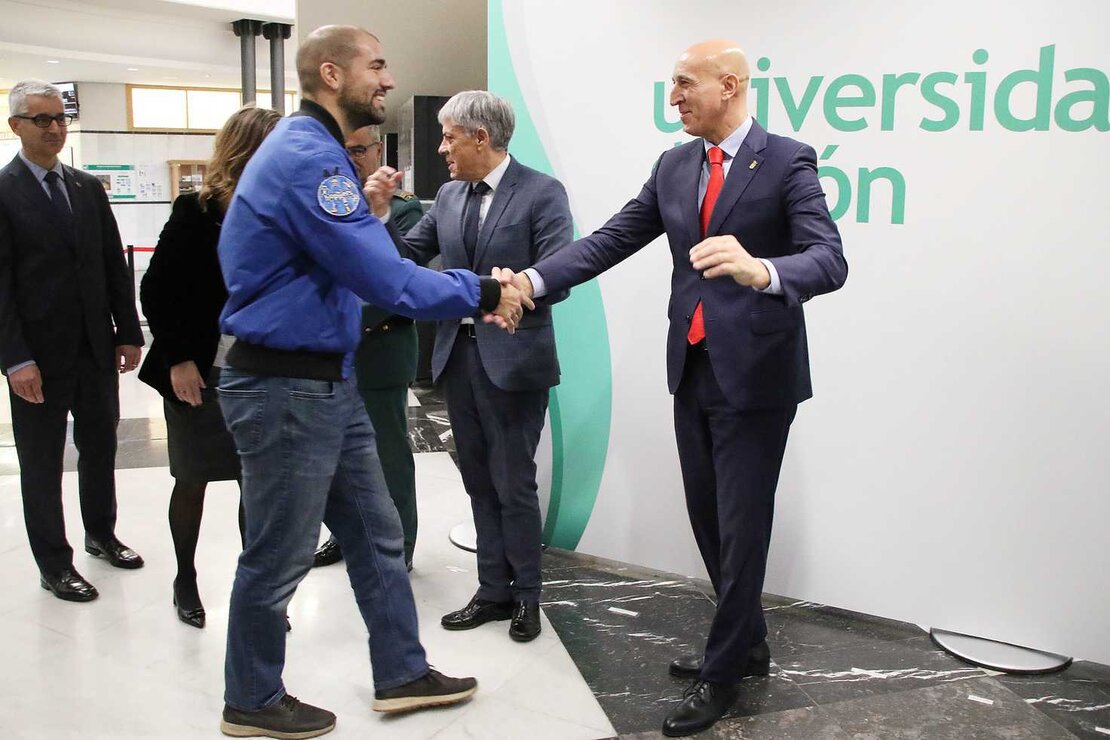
[363,159,773,333]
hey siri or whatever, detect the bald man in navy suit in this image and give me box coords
[505,40,847,736]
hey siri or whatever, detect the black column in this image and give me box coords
[232,19,263,105]
[262,23,293,114]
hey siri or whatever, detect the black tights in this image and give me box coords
[169,480,245,602]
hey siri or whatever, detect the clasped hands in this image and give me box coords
[485,267,534,334]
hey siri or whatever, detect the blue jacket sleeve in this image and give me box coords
[285,150,484,321]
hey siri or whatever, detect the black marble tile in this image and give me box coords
[763,600,927,659]
[622,705,852,740]
[996,661,1110,739]
[541,562,816,734]
[821,676,1075,739]
[410,383,445,405]
[780,635,988,706]
[408,418,449,453]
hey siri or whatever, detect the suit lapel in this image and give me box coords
[7,157,57,216]
[706,120,768,237]
[447,185,470,269]
[676,144,704,247]
[474,159,518,268]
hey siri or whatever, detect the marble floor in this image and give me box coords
[1,370,1108,739]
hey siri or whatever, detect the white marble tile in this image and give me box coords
[0,455,614,738]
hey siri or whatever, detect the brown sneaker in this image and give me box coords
[372,668,477,713]
[220,694,336,738]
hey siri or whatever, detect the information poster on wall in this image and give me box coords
[83,164,164,201]
[84,164,135,200]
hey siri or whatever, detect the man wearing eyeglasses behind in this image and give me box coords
[0,80,145,603]
[313,125,423,571]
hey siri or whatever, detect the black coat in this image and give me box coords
[138,192,226,403]
[0,155,143,376]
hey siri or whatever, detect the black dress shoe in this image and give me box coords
[40,567,98,602]
[221,694,335,738]
[312,537,343,568]
[508,601,541,642]
[84,534,144,569]
[441,595,513,630]
[669,640,771,678]
[173,578,206,629]
[662,679,740,737]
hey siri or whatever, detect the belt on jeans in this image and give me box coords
[458,323,478,338]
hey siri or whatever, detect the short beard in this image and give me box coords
[338,87,385,129]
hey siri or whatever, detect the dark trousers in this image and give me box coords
[359,385,417,563]
[442,333,548,603]
[9,348,120,575]
[673,346,796,684]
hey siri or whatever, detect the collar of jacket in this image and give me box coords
[293,99,345,146]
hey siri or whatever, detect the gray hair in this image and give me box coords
[9,79,62,117]
[365,124,381,144]
[437,91,515,151]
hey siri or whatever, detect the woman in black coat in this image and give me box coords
[139,105,280,628]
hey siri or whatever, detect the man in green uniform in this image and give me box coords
[314,124,423,570]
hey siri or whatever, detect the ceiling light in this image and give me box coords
[127,67,139,72]
[46,60,60,64]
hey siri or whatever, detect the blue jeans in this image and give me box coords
[218,369,428,711]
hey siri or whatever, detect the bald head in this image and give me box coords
[669,39,751,144]
[296,25,378,96]
[681,39,750,86]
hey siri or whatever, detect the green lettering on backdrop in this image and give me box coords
[996,45,1056,131]
[880,73,920,131]
[752,56,772,128]
[920,71,960,131]
[824,74,876,132]
[857,167,906,225]
[965,49,990,131]
[776,75,824,132]
[1054,68,1110,131]
[653,81,683,133]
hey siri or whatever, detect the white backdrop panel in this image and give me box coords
[502,0,1110,662]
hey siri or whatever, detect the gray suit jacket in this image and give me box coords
[400,157,573,391]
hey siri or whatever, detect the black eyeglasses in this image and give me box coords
[14,113,76,128]
[346,143,381,158]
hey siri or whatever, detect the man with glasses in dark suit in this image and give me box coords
[0,79,145,603]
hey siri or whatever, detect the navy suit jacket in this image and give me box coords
[533,120,847,410]
[0,155,143,377]
[400,157,573,391]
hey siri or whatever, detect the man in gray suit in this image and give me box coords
[377,90,572,642]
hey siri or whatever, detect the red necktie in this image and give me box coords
[688,146,725,345]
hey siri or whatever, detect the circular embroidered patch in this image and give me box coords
[317,175,361,217]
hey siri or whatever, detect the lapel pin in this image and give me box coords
[749,160,758,170]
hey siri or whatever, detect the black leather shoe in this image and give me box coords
[40,567,98,602]
[312,537,343,568]
[441,595,513,630]
[221,694,335,738]
[662,679,740,737]
[84,534,144,569]
[669,640,771,678]
[173,578,205,629]
[508,601,541,642]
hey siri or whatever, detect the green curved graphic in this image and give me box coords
[488,0,612,549]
